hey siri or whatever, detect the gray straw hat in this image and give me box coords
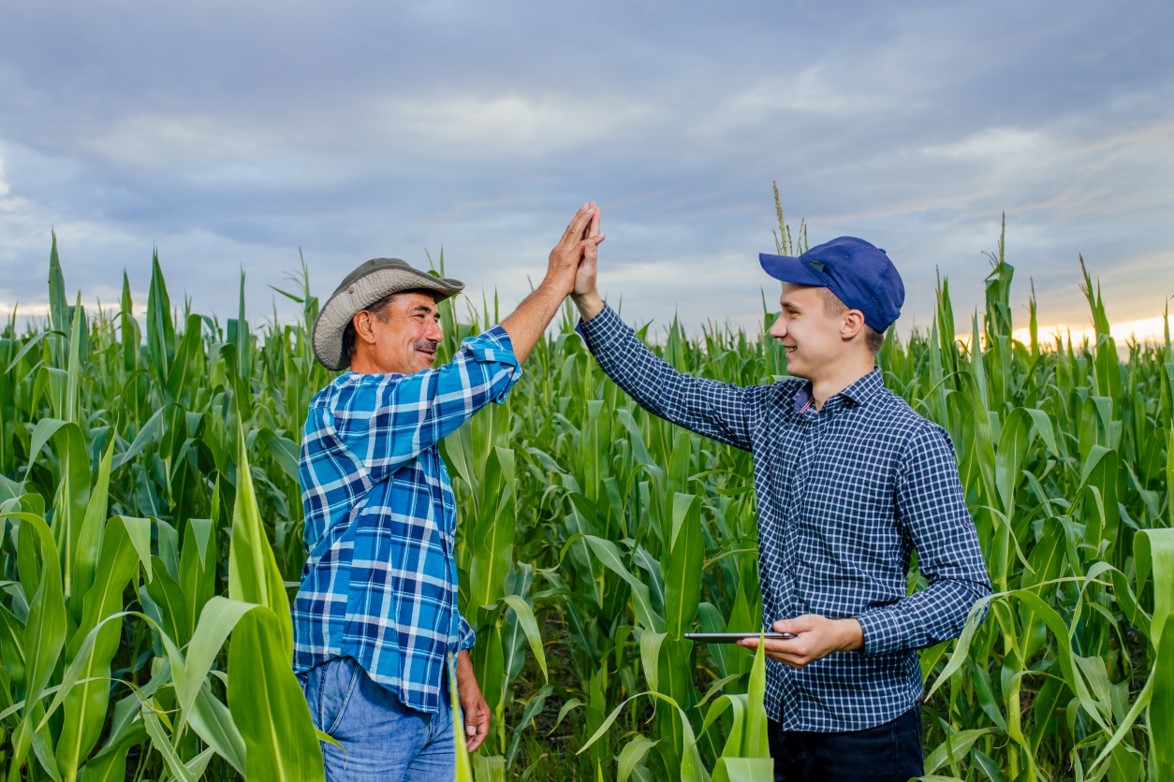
[312,257,464,370]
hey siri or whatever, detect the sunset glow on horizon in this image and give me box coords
[1011,315,1170,349]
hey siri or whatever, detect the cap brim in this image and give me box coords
[758,253,827,286]
[312,268,463,371]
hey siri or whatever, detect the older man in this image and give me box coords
[293,203,602,780]
[572,223,990,781]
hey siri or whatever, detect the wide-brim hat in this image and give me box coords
[312,257,464,370]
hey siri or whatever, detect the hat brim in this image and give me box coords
[758,253,827,286]
[312,267,463,371]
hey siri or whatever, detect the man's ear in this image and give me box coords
[841,309,866,341]
[353,311,378,345]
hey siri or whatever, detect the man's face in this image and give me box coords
[767,283,847,381]
[360,291,443,375]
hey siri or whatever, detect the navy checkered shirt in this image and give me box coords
[292,326,521,713]
[579,305,990,732]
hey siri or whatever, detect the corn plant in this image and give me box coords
[2,208,1171,780]
[1,245,322,780]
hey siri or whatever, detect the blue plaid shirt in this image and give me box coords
[292,326,521,713]
[579,305,990,732]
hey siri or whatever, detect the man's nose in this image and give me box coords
[769,315,786,339]
[427,319,443,341]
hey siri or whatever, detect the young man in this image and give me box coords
[293,203,603,780]
[571,229,990,781]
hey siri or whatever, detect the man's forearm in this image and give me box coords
[456,648,476,683]
[854,576,989,655]
[500,281,569,363]
[577,305,754,450]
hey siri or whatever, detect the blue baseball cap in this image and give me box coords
[759,236,905,332]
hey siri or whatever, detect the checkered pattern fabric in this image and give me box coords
[579,305,990,732]
[292,326,521,713]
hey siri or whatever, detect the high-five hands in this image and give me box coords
[572,204,606,320]
[548,202,605,296]
[500,202,605,363]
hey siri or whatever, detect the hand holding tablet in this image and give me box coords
[684,631,797,643]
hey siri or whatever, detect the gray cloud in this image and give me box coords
[1,0,1172,338]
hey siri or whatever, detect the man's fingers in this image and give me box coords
[581,234,607,252]
[562,203,596,241]
[465,707,490,751]
[773,615,816,635]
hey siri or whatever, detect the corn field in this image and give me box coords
[1,214,1172,781]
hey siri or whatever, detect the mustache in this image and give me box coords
[412,339,440,352]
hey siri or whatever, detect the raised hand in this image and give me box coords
[547,202,604,295]
[572,204,605,319]
[498,201,605,363]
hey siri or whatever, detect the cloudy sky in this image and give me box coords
[2,1,1172,342]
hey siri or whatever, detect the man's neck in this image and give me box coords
[349,353,380,374]
[808,355,876,411]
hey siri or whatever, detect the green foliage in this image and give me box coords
[1,254,323,781]
[1,217,1171,780]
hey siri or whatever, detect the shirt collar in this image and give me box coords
[792,366,884,413]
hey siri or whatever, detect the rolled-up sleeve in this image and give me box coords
[457,614,476,651]
[316,326,522,484]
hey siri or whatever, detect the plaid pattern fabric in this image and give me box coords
[292,326,521,713]
[579,305,990,732]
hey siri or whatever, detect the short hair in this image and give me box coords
[863,324,886,355]
[814,287,886,355]
[340,289,439,366]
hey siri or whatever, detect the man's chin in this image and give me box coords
[783,360,808,379]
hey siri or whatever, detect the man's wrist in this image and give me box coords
[536,274,573,300]
[838,618,864,652]
[572,291,605,320]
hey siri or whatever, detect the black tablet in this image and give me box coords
[684,632,796,643]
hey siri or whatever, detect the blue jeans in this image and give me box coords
[768,706,923,782]
[298,657,455,781]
